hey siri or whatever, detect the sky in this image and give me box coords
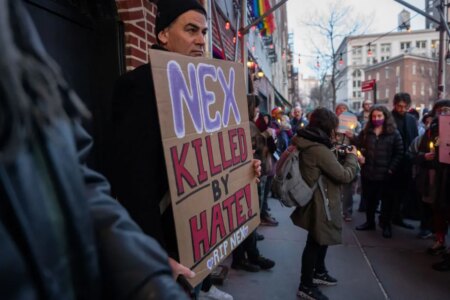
[286,0,426,76]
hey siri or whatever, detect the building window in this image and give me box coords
[353,91,357,97]
[416,40,427,49]
[353,81,356,88]
[431,40,439,49]
[385,68,389,79]
[368,75,372,80]
[353,69,362,77]
[381,43,391,53]
[368,93,371,100]
[357,80,361,87]
[353,47,362,56]
[412,82,416,95]
[396,66,400,76]
[385,88,390,98]
[429,87,433,96]
[429,67,433,76]
[400,41,411,51]
[376,72,380,80]
[358,92,361,98]
[421,82,425,95]
[420,65,425,74]
[412,64,416,75]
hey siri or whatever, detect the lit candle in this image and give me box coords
[429,141,435,153]
[357,150,362,157]
[350,124,355,130]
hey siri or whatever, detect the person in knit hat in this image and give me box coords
[110,1,261,299]
[154,0,207,56]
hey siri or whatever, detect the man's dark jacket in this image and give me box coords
[110,46,177,257]
[392,111,418,152]
[0,118,186,299]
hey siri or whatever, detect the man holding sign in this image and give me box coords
[110,0,262,298]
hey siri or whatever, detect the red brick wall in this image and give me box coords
[116,0,157,71]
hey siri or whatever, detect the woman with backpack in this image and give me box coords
[290,108,359,300]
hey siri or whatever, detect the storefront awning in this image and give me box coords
[274,88,291,110]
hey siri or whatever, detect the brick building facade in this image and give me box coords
[364,54,450,110]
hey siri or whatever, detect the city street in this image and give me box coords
[220,196,450,300]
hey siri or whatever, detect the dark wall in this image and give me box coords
[25,0,124,175]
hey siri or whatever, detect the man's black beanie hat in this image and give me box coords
[155,0,207,36]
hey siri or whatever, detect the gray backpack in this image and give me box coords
[272,145,318,207]
[272,145,331,221]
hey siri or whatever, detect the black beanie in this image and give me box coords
[155,0,207,36]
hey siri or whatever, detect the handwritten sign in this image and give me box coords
[439,114,450,164]
[149,49,259,287]
[337,111,358,134]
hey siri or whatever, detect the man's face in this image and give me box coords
[394,100,409,115]
[436,106,450,115]
[293,107,302,119]
[363,101,373,112]
[335,105,347,116]
[158,10,207,57]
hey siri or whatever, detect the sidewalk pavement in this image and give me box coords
[218,196,450,300]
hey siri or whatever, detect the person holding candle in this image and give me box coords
[409,115,437,240]
[334,103,360,222]
[430,100,450,271]
[355,105,404,238]
[412,100,450,269]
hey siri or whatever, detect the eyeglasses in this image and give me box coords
[436,106,450,115]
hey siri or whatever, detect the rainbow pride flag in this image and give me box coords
[251,0,275,36]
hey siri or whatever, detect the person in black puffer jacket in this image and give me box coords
[355,105,404,238]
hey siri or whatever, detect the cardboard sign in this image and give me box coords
[149,49,260,287]
[439,114,450,164]
[337,111,358,134]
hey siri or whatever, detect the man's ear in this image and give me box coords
[158,29,169,45]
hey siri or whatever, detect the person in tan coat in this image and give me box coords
[290,108,359,300]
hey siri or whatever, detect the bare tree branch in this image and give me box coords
[302,0,371,109]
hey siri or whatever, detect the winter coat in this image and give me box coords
[289,136,359,245]
[409,131,435,202]
[250,121,276,176]
[110,45,178,257]
[0,119,187,299]
[392,111,418,151]
[356,129,404,181]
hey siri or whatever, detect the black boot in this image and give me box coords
[382,223,392,238]
[356,222,375,231]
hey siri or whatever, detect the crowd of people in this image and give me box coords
[1,0,449,300]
